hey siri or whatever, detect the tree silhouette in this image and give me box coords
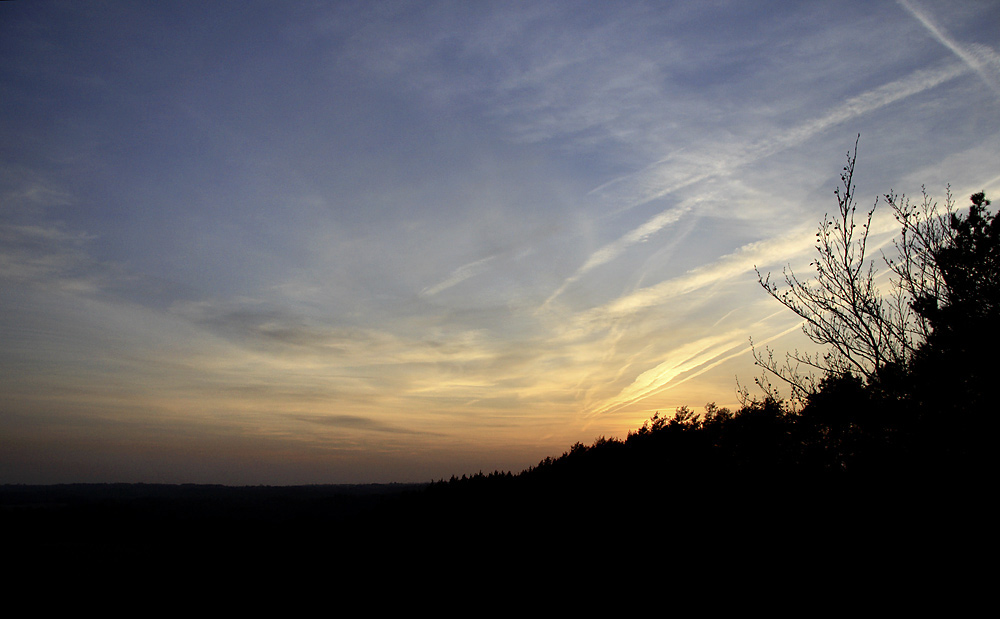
[753,141,997,477]
[904,190,999,466]
[753,136,994,405]
[754,138,905,399]
[882,187,997,421]
[912,191,998,346]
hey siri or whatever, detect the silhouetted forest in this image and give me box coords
[4,174,993,588]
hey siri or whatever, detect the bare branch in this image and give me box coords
[753,136,942,399]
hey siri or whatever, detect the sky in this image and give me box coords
[2,0,998,485]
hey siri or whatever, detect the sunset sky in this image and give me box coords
[3,0,998,485]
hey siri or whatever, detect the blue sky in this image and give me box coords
[2,0,998,484]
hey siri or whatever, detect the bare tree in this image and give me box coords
[752,137,953,401]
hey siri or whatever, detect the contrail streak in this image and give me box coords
[544,61,967,310]
[898,0,1000,96]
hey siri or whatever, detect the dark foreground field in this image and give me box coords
[3,482,425,560]
[2,471,979,574]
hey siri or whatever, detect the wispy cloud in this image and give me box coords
[290,413,442,435]
[543,61,968,308]
[560,226,805,340]
[587,331,744,416]
[420,255,497,297]
[0,220,104,294]
[542,204,692,308]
